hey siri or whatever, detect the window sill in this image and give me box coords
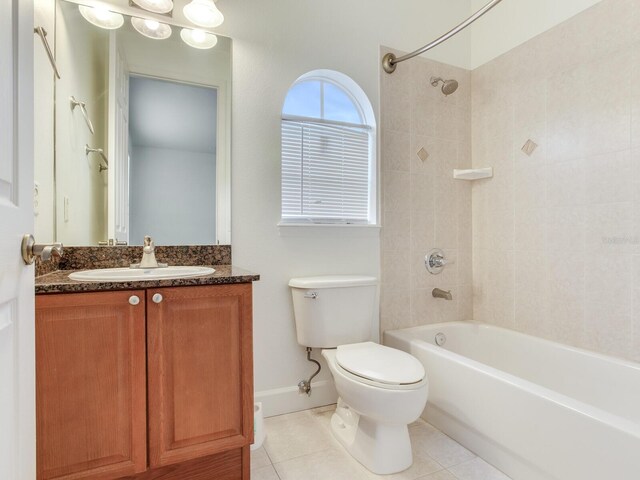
[277,222,381,238]
[277,222,380,228]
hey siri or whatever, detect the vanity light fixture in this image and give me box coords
[78,5,124,30]
[131,0,174,14]
[131,17,172,39]
[183,0,224,28]
[180,28,218,49]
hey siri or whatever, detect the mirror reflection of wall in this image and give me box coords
[34,0,232,246]
[129,76,217,245]
[54,1,110,246]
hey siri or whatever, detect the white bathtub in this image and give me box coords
[384,322,640,480]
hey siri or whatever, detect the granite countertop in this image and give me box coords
[36,265,260,294]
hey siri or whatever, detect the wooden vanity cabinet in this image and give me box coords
[146,284,254,468]
[36,283,254,480]
[36,290,147,480]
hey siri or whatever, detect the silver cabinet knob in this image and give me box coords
[152,293,163,304]
[129,295,140,306]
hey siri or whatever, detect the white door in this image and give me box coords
[107,31,130,244]
[0,0,36,479]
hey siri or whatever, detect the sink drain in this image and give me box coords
[435,332,446,346]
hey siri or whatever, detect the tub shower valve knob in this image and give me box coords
[426,248,450,274]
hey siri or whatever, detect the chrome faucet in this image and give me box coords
[432,288,453,301]
[131,236,167,269]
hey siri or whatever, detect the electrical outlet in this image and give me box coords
[64,196,70,222]
[34,181,40,216]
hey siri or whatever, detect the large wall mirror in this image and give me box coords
[37,0,231,246]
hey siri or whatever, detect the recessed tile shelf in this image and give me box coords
[453,167,493,181]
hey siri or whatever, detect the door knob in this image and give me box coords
[152,293,163,304]
[21,234,63,265]
[129,295,140,306]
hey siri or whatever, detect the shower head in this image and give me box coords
[430,76,459,96]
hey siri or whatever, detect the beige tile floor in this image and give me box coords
[251,405,512,480]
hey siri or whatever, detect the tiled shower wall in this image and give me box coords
[472,0,640,362]
[382,0,640,363]
[380,49,473,332]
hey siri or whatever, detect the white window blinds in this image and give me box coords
[281,118,371,223]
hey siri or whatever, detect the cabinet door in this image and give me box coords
[36,291,147,479]
[147,284,253,468]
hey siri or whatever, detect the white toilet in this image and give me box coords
[289,275,428,475]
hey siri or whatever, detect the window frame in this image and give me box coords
[279,70,378,227]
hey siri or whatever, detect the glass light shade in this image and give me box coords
[131,0,174,14]
[78,5,124,30]
[183,0,224,28]
[131,17,172,40]
[180,28,218,49]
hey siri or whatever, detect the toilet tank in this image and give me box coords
[289,275,377,348]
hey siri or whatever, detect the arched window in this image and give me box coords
[281,70,376,225]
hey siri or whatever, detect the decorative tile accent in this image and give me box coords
[417,147,430,162]
[521,139,538,156]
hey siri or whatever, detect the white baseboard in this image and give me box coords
[256,380,338,418]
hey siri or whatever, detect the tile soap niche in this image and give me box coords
[453,167,493,181]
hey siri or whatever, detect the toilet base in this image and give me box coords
[329,399,413,475]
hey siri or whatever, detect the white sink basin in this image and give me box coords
[68,266,215,282]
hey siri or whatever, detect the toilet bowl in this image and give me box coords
[288,275,429,474]
[322,343,428,474]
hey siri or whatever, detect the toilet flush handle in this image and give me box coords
[304,291,318,299]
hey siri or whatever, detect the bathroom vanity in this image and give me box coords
[34,247,259,480]
[30,1,253,476]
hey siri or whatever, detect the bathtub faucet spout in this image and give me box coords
[432,288,453,300]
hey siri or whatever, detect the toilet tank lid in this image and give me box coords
[288,275,378,289]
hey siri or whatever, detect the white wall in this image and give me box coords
[469,0,603,68]
[130,147,216,245]
[214,0,473,416]
[220,0,616,415]
[38,0,610,417]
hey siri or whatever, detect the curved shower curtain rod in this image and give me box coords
[382,0,504,74]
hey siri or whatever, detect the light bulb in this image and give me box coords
[180,28,218,49]
[131,17,172,39]
[144,19,160,31]
[78,5,124,30]
[93,7,110,21]
[192,29,206,42]
[183,0,224,28]
[132,0,174,14]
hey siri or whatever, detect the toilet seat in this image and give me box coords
[335,342,426,390]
